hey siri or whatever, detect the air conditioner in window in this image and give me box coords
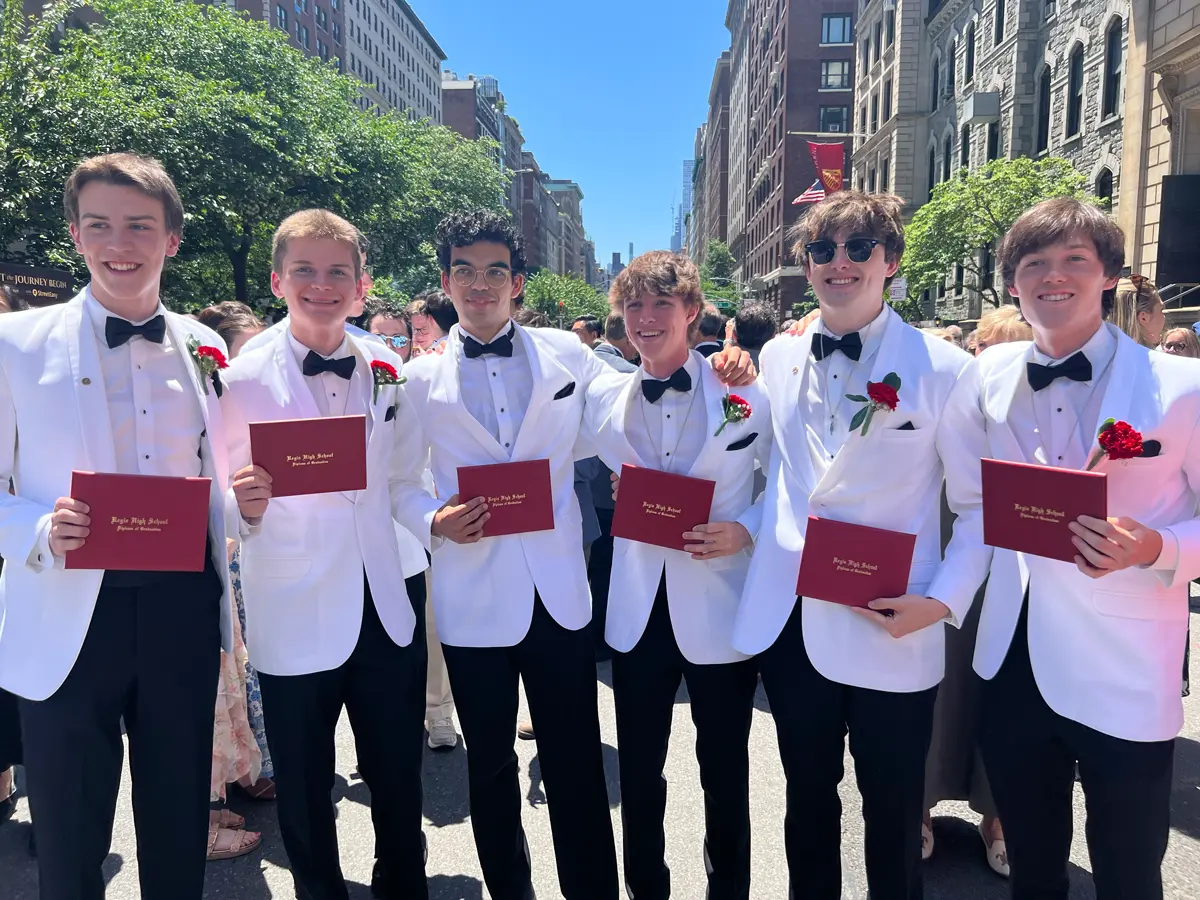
[884,0,896,8]
[828,123,842,132]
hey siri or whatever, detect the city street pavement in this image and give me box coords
[5,611,1200,900]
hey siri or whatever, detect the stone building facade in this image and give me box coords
[853,0,1131,321]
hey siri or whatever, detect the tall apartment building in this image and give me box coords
[853,0,1132,320]
[233,0,344,74]
[546,180,586,280]
[733,0,855,316]
[690,125,709,262]
[441,72,504,166]
[693,50,733,267]
[726,0,752,286]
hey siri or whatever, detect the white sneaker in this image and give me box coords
[426,717,458,751]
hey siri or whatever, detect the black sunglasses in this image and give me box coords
[805,238,880,266]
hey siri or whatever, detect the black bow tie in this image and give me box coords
[1027,351,1092,392]
[302,350,356,380]
[641,367,692,403]
[463,328,514,359]
[105,314,166,349]
[811,330,863,362]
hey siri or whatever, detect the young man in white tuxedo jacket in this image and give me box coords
[959,199,1200,900]
[731,192,988,900]
[226,210,431,900]
[0,154,235,900]
[392,212,755,900]
[582,252,771,900]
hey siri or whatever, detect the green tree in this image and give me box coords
[903,156,1101,311]
[0,0,504,309]
[698,239,740,306]
[524,271,608,327]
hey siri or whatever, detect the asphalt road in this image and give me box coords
[5,619,1200,900]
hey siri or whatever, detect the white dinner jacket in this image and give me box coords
[222,328,428,676]
[583,356,772,664]
[393,323,610,648]
[0,290,236,701]
[968,328,1200,742]
[732,306,989,692]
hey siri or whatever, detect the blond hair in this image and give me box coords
[271,209,362,280]
[63,153,185,236]
[609,251,704,342]
[1110,276,1163,348]
[974,304,1033,349]
[1161,327,1200,358]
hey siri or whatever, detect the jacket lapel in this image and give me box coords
[772,336,819,496]
[687,360,728,477]
[273,330,322,421]
[1085,326,1137,471]
[982,343,1036,463]
[63,291,118,473]
[430,335,508,463]
[612,372,652,469]
[510,324,555,461]
[166,313,228,492]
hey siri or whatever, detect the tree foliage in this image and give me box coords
[698,239,740,306]
[523,271,609,327]
[0,0,505,310]
[903,157,1101,310]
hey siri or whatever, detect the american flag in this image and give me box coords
[792,180,826,205]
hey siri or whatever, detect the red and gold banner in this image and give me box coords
[808,141,846,194]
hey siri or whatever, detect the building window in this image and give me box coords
[960,124,971,167]
[928,148,937,201]
[819,105,850,132]
[821,14,853,44]
[883,79,893,121]
[886,10,895,46]
[862,38,871,69]
[955,263,964,292]
[871,92,879,132]
[869,168,877,192]
[293,0,306,13]
[1036,65,1052,153]
[943,134,953,181]
[821,60,852,90]
[301,24,309,49]
[947,39,956,94]
[332,21,340,43]
[1066,44,1084,137]
[994,0,1005,45]
[1102,18,1123,119]
[315,5,326,29]
[1096,167,1114,206]
[873,20,882,63]
[980,244,995,292]
[881,157,890,191]
[317,40,327,60]
[986,120,1000,160]
[931,59,940,111]
[275,3,286,29]
[860,104,868,136]
[1045,0,1056,18]
[965,24,975,83]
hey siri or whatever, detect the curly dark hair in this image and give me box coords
[435,210,527,275]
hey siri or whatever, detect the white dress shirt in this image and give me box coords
[83,289,204,478]
[454,321,532,457]
[626,354,707,474]
[805,304,890,462]
[287,329,362,419]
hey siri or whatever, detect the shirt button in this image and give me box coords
[142,409,147,415]
[500,408,505,413]
[833,374,838,379]
[1057,408,1063,413]
[666,414,671,419]
[144,454,150,460]
[504,442,510,447]
[1058,455,1063,460]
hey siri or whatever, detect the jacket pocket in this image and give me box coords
[1093,589,1187,621]
[248,557,312,580]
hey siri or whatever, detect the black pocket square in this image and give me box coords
[1141,440,1161,458]
[211,372,223,399]
[897,421,915,431]
[384,405,397,423]
[553,381,576,400]
[725,432,759,451]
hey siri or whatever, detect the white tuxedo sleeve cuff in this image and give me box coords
[734,500,764,545]
[1148,527,1181,585]
[28,513,59,571]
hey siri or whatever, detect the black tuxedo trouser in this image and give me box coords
[441,594,618,900]
[258,573,429,900]
[611,577,758,900]
[757,598,937,900]
[979,599,1174,900]
[19,559,223,900]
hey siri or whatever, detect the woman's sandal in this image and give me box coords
[209,809,245,830]
[206,825,262,861]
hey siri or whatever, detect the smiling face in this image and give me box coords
[271,236,363,354]
[68,181,180,319]
[440,240,524,342]
[624,292,698,376]
[1008,233,1119,348]
[804,229,897,320]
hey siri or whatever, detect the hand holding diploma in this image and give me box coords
[682,522,752,561]
[853,594,951,639]
[432,494,490,544]
[49,497,91,556]
[1068,515,1164,578]
[234,465,273,520]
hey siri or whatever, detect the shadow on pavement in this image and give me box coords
[428,872,485,899]
[526,742,620,810]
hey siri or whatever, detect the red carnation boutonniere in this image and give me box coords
[846,372,901,436]
[1086,418,1143,470]
[186,336,229,397]
[370,359,406,403]
[714,393,752,436]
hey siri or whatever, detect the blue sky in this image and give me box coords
[417,0,732,269]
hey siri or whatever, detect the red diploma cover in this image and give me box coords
[982,458,1107,562]
[250,415,367,497]
[65,471,212,572]
[795,516,917,608]
[456,459,555,537]
[609,465,716,552]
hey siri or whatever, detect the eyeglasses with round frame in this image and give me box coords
[450,265,512,289]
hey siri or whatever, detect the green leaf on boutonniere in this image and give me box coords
[845,394,868,402]
[1098,417,1116,434]
[849,405,870,432]
[882,372,902,391]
